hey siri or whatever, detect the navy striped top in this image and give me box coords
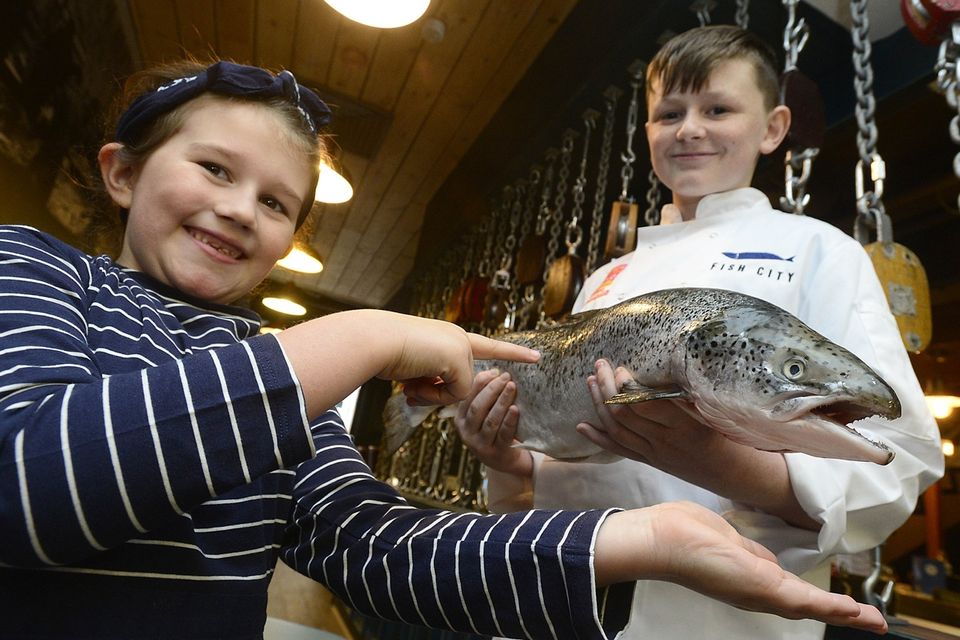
[0,226,633,639]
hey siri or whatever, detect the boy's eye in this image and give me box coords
[658,110,682,122]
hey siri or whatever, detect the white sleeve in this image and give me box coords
[753,239,944,573]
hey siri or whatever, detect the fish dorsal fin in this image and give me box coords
[543,306,603,330]
[605,381,687,404]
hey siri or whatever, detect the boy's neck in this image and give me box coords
[674,195,702,221]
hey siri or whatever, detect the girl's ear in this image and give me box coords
[98,142,136,209]
[759,105,791,155]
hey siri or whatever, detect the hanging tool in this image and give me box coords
[604,60,645,261]
[850,0,932,353]
[543,111,597,319]
[779,0,824,215]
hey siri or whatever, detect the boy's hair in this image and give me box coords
[646,25,781,111]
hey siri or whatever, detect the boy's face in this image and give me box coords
[109,96,312,304]
[645,58,789,218]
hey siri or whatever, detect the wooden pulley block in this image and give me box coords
[542,253,586,319]
[515,234,547,286]
[603,200,638,261]
[865,241,932,352]
[780,69,826,150]
[443,285,465,323]
[460,277,490,325]
[484,288,509,328]
[901,0,960,46]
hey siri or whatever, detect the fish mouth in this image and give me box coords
[771,394,897,464]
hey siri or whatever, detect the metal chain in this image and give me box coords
[476,205,497,278]
[548,130,576,261]
[781,0,808,73]
[779,148,819,214]
[779,0,817,215]
[490,186,514,284]
[503,180,526,328]
[519,164,541,247]
[536,149,559,236]
[850,0,888,243]
[644,169,662,226]
[495,182,523,285]
[936,22,960,212]
[690,0,715,26]
[587,87,621,273]
[734,0,750,30]
[619,62,645,202]
[567,110,598,256]
[538,130,576,323]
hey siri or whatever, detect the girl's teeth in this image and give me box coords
[192,231,240,258]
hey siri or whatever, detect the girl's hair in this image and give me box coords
[646,25,781,111]
[93,58,330,252]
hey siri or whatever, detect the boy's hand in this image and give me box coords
[453,370,533,477]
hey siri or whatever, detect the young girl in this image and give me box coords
[0,59,886,638]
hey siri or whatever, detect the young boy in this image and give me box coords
[457,25,943,639]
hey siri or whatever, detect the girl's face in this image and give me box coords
[109,96,312,304]
[645,58,788,220]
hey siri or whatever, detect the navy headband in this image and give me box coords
[115,61,332,144]
[115,61,332,227]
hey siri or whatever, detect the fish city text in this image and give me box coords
[710,261,796,282]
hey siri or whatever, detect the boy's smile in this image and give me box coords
[110,96,313,304]
[645,58,789,221]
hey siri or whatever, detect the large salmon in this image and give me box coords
[384,288,898,464]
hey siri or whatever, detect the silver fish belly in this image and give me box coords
[386,287,899,465]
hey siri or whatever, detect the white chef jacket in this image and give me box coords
[515,188,944,639]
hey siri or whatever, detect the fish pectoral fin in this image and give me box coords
[605,383,687,404]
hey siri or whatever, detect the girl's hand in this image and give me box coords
[378,314,539,406]
[595,502,888,634]
[453,370,533,477]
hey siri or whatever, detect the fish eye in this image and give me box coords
[782,358,805,381]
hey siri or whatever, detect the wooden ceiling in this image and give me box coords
[124,0,578,309]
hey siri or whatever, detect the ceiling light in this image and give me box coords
[261,284,307,317]
[943,439,956,458]
[277,243,324,274]
[324,0,430,28]
[924,376,960,420]
[316,161,353,204]
[927,394,960,420]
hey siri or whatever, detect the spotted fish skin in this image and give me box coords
[383,288,899,464]
[478,288,898,464]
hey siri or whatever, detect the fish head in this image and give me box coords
[681,306,898,464]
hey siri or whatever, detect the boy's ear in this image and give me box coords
[759,105,792,155]
[98,142,136,209]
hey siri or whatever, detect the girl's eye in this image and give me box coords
[260,196,288,216]
[200,162,228,179]
[708,105,730,116]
